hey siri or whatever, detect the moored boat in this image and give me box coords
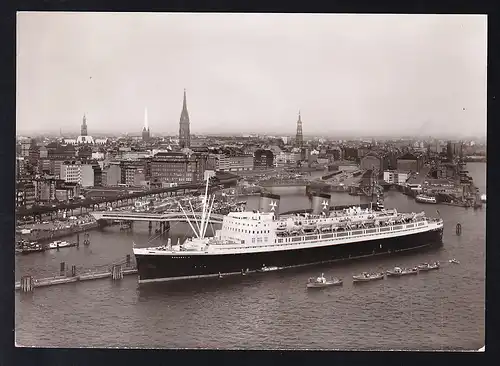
[417,262,440,271]
[480,194,486,203]
[306,273,343,288]
[386,266,418,277]
[257,265,280,273]
[449,258,460,264]
[352,272,385,283]
[127,177,444,284]
[415,194,437,204]
[47,240,76,250]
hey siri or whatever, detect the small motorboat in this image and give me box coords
[417,262,440,271]
[386,266,419,277]
[306,274,343,289]
[47,240,75,250]
[449,258,460,264]
[352,272,385,283]
[257,265,280,273]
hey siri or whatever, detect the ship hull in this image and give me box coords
[135,228,443,283]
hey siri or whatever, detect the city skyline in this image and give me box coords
[17,13,487,138]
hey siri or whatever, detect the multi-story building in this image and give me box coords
[20,140,31,158]
[81,164,95,187]
[150,151,207,184]
[16,180,36,208]
[254,149,274,169]
[275,151,301,167]
[47,143,77,160]
[33,178,57,203]
[92,163,103,187]
[383,170,410,185]
[55,181,80,202]
[102,162,122,186]
[16,157,25,178]
[214,154,253,172]
[360,152,383,172]
[397,153,421,173]
[60,161,82,184]
[120,160,147,186]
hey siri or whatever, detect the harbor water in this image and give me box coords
[15,163,485,350]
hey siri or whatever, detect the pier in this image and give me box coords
[90,211,224,224]
[16,256,137,292]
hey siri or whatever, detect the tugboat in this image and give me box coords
[352,272,385,283]
[417,262,440,271]
[306,273,343,288]
[386,266,419,277]
[449,258,460,265]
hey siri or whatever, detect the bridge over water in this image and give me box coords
[90,211,225,225]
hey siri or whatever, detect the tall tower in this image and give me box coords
[142,107,151,141]
[295,110,303,147]
[81,114,88,136]
[179,89,191,148]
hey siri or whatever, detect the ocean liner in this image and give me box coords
[133,178,444,283]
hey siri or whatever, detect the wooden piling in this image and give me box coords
[77,233,80,246]
[71,265,77,277]
[126,254,131,267]
[111,264,123,280]
[20,275,34,292]
[60,262,66,276]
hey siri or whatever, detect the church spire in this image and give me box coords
[81,113,88,136]
[143,107,149,131]
[295,110,303,147]
[179,88,191,148]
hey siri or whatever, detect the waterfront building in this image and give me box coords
[254,149,274,169]
[383,170,410,185]
[360,152,384,173]
[397,152,422,173]
[179,89,191,148]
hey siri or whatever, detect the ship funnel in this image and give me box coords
[311,192,331,215]
[259,192,281,216]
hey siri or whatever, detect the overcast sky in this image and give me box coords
[17,12,487,138]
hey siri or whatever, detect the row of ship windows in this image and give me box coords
[227,227,271,234]
[216,223,425,250]
[226,222,269,228]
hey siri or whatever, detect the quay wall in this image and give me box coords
[16,221,98,243]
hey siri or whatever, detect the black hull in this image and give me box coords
[135,228,443,283]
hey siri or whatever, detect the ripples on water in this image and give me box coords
[15,163,486,350]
